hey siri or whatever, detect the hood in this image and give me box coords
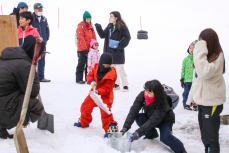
[0,47,30,61]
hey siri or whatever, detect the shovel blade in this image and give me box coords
[14,127,29,153]
[37,112,54,133]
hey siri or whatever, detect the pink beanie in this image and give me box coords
[90,39,98,48]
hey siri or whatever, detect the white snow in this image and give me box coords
[0,0,229,153]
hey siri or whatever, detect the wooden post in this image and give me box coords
[0,15,18,55]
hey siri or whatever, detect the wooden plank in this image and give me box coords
[0,15,18,55]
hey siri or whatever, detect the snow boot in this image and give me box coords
[0,127,13,139]
[74,122,81,127]
[104,123,119,138]
[114,84,120,90]
[74,118,89,128]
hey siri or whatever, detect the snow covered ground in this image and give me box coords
[0,0,229,152]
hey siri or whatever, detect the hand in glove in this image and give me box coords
[129,132,139,142]
[180,78,184,88]
[91,81,96,90]
[120,127,128,135]
[94,23,101,27]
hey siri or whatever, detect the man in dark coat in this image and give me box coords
[32,3,50,82]
[120,80,187,153]
[0,38,44,139]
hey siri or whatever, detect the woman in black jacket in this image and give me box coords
[120,80,187,153]
[95,11,131,91]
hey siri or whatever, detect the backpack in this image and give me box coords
[162,84,179,109]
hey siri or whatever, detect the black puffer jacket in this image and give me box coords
[123,91,175,137]
[95,23,131,64]
[0,47,43,129]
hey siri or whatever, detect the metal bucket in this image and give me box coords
[110,132,132,153]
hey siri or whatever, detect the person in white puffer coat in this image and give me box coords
[187,28,226,153]
[87,39,100,73]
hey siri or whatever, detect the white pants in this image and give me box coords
[113,64,128,87]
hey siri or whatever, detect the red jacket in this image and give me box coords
[17,25,40,39]
[76,21,96,52]
[87,64,117,106]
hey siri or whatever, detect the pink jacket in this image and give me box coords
[87,48,100,72]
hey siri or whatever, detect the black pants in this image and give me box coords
[76,51,88,82]
[198,105,223,153]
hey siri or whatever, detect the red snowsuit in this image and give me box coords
[79,64,117,132]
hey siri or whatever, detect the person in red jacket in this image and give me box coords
[74,53,118,138]
[75,11,97,84]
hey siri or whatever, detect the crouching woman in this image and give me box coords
[120,80,187,153]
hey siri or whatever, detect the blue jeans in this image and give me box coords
[135,113,186,153]
[182,82,192,107]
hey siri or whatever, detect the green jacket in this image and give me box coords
[181,54,194,83]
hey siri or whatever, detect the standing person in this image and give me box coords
[32,3,51,82]
[187,28,226,153]
[74,53,118,138]
[0,37,44,139]
[17,11,41,58]
[180,40,197,110]
[75,11,96,84]
[10,2,28,26]
[120,80,187,153]
[87,39,100,73]
[95,11,131,91]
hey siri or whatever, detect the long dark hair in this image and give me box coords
[110,11,127,31]
[144,80,168,109]
[199,28,225,73]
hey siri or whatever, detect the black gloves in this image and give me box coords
[120,127,128,135]
[180,78,184,88]
[129,132,139,142]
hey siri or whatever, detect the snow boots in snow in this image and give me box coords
[0,127,13,139]
[104,123,119,138]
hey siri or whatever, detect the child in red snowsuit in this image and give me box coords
[74,53,118,136]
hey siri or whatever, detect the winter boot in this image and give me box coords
[114,84,120,90]
[123,86,129,92]
[74,119,89,128]
[104,123,119,138]
[0,128,13,139]
[192,105,198,111]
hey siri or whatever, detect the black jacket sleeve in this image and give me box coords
[136,108,167,137]
[95,23,111,39]
[118,27,131,49]
[123,91,144,130]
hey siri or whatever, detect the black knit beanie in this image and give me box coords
[99,53,112,66]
